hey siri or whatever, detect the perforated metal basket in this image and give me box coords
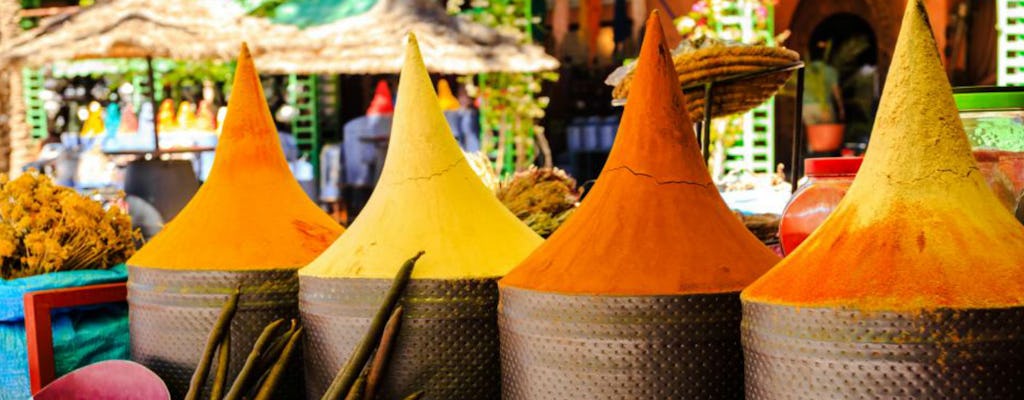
[300,276,501,400]
[742,302,1024,399]
[499,287,745,400]
[128,267,303,400]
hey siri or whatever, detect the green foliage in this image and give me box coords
[448,0,559,175]
[159,61,234,89]
[674,0,776,179]
[242,0,288,18]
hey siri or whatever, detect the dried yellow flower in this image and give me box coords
[0,171,140,279]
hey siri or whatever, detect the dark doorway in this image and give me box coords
[807,13,880,151]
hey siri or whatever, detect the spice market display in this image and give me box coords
[1,0,1022,398]
[298,34,542,400]
[499,12,778,399]
[742,1,1024,398]
[125,44,343,399]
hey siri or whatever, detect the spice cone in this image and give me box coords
[741,2,1024,398]
[128,44,342,271]
[742,0,1024,312]
[500,12,778,296]
[298,34,541,400]
[498,12,777,400]
[128,44,340,399]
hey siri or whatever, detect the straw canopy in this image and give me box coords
[258,0,559,75]
[0,0,298,66]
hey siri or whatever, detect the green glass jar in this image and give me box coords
[954,86,1024,223]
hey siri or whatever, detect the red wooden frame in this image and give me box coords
[23,282,127,395]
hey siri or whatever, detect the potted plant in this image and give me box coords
[802,56,846,153]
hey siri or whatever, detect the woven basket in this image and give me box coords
[613,46,800,121]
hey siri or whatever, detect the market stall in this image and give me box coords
[254,0,559,218]
[0,0,301,219]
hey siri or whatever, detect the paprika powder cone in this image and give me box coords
[299,34,542,400]
[498,12,778,400]
[127,44,343,399]
[742,2,1024,398]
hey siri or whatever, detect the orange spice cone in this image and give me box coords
[126,43,342,399]
[741,2,1024,397]
[297,34,542,400]
[497,12,778,399]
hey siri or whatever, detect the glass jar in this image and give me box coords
[955,86,1024,223]
[778,157,863,255]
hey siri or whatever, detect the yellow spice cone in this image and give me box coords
[743,0,1024,311]
[301,34,542,279]
[128,44,343,270]
[437,79,460,111]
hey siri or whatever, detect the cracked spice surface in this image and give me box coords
[742,0,1024,311]
[499,13,778,295]
[128,44,343,271]
[300,34,541,280]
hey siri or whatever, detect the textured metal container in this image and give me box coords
[300,276,500,400]
[742,302,1024,399]
[499,287,744,400]
[128,267,302,400]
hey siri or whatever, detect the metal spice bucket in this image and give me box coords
[300,277,500,400]
[498,287,745,399]
[742,302,1024,399]
[128,267,303,400]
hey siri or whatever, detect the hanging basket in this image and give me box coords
[613,46,800,121]
[742,302,1024,399]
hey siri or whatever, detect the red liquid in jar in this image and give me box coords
[779,157,862,255]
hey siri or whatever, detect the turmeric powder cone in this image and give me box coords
[741,2,1024,398]
[498,12,777,400]
[297,34,541,400]
[127,44,342,399]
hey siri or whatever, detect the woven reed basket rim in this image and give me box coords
[613,45,800,120]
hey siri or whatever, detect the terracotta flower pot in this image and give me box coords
[806,123,845,152]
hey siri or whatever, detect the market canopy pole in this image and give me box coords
[145,55,158,152]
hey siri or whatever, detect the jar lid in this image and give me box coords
[953,86,1024,111]
[805,157,863,176]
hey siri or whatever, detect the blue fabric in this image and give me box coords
[319,143,342,202]
[0,265,129,399]
[457,109,481,152]
[104,103,121,140]
[343,115,393,187]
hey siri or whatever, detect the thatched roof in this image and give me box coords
[0,0,298,67]
[256,0,560,75]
